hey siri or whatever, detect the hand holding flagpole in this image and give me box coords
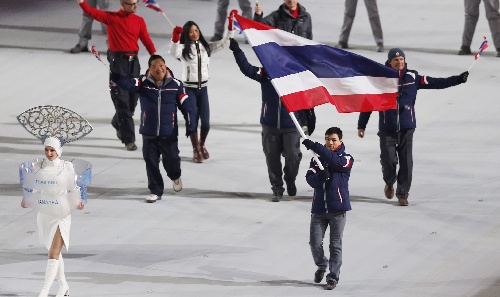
[468,36,488,71]
[143,0,174,28]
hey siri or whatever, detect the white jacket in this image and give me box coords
[168,31,232,88]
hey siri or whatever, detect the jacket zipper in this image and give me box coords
[195,41,201,89]
[157,89,161,136]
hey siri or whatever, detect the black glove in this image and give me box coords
[229,38,241,53]
[302,139,314,150]
[317,169,330,181]
[458,71,469,83]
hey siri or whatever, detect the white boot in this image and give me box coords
[56,254,69,297]
[38,259,59,297]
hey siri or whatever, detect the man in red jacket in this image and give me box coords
[76,0,157,151]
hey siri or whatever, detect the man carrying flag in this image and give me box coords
[76,0,157,151]
[357,48,469,206]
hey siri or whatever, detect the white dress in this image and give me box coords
[35,158,75,251]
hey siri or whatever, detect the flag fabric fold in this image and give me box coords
[474,36,488,60]
[234,14,399,113]
[143,0,163,13]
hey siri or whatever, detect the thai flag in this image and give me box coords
[143,0,163,13]
[474,36,488,60]
[233,19,243,34]
[90,45,102,62]
[234,15,399,113]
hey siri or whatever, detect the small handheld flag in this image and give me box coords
[90,45,109,71]
[142,0,174,28]
[468,36,488,71]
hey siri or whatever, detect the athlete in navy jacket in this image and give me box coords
[112,55,196,203]
[302,127,353,290]
[357,48,468,206]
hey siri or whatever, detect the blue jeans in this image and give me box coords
[309,212,346,282]
[185,86,210,132]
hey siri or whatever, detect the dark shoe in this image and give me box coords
[193,149,203,163]
[458,45,471,55]
[384,185,394,199]
[314,269,325,283]
[69,44,88,54]
[210,34,222,42]
[497,49,500,57]
[271,191,282,202]
[200,146,209,159]
[337,41,348,49]
[397,197,409,206]
[125,142,137,151]
[376,43,384,52]
[325,279,337,290]
[286,182,297,196]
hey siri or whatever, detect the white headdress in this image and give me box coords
[43,136,62,157]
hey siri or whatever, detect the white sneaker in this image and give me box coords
[146,194,159,203]
[173,178,182,192]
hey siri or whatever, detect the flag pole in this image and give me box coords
[288,111,325,170]
[161,12,175,28]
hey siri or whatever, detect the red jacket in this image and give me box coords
[80,1,156,54]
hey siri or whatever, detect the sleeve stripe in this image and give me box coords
[179,94,188,105]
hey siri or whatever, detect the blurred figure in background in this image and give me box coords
[70,0,110,53]
[211,0,252,41]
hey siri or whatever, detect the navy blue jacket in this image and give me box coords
[112,69,196,137]
[358,64,464,132]
[306,142,354,213]
[233,50,301,129]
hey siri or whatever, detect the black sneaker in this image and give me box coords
[314,269,325,283]
[210,34,222,42]
[337,41,348,49]
[270,190,282,202]
[458,45,471,55]
[286,182,297,196]
[125,142,137,151]
[325,279,337,290]
[69,44,89,54]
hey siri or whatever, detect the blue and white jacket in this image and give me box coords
[358,64,465,132]
[112,69,196,137]
[306,142,354,213]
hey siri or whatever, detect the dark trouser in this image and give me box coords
[214,0,252,37]
[309,211,346,283]
[261,125,302,195]
[378,129,414,199]
[108,51,140,144]
[185,86,210,133]
[142,137,181,197]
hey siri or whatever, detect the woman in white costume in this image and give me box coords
[21,137,84,297]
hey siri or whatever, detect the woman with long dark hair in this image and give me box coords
[169,20,233,163]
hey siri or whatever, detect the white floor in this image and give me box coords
[1,0,500,296]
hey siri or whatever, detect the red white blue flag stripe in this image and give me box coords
[143,0,163,13]
[474,36,488,60]
[234,14,399,113]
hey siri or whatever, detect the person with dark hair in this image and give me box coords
[76,0,157,151]
[254,0,312,40]
[111,55,196,203]
[230,38,312,202]
[302,127,354,290]
[70,0,109,54]
[168,20,232,163]
[337,0,384,52]
[357,48,469,206]
[458,0,500,57]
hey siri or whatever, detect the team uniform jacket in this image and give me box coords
[306,142,354,213]
[233,50,301,129]
[358,64,465,131]
[168,32,231,89]
[254,3,313,39]
[112,69,196,137]
[79,1,156,54]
